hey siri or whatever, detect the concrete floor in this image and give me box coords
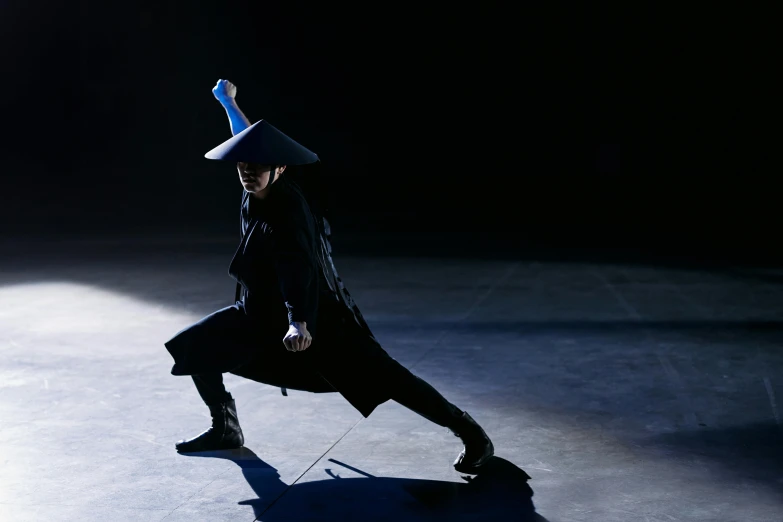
[1,236,782,521]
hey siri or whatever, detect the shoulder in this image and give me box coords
[269,178,317,233]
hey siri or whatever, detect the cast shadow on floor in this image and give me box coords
[183,448,547,521]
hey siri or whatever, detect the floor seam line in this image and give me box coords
[408,262,519,371]
[254,415,365,521]
[592,267,701,429]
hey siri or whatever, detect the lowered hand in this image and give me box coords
[283,322,312,352]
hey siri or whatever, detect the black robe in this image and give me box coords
[164,176,401,418]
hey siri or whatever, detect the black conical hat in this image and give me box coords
[204,120,319,165]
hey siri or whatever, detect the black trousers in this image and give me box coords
[192,362,464,429]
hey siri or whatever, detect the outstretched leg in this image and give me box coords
[175,373,244,453]
[387,364,494,473]
[388,368,464,427]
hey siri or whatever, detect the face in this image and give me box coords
[237,162,286,194]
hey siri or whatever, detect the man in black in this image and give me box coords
[164,79,494,474]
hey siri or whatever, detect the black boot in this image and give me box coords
[450,411,494,474]
[175,397,244,453]
[386,365,494,473]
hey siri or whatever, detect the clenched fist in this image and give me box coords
[283,322,312,352]
[212,79,237,103]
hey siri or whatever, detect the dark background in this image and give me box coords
[0,3,777,263]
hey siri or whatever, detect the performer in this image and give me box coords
[164,79,494,474]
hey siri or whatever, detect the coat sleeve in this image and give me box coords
[271,199,320,334]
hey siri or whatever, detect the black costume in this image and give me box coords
[164,120,493,473]
[167,173,434,417]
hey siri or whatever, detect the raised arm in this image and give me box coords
[212,79,251,136]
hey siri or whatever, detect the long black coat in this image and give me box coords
[164,177,402,418]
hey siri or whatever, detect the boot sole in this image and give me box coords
[174,443,244,453]
[176,441,244,453]
[454,454,493,474]
[453,442,495,474]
